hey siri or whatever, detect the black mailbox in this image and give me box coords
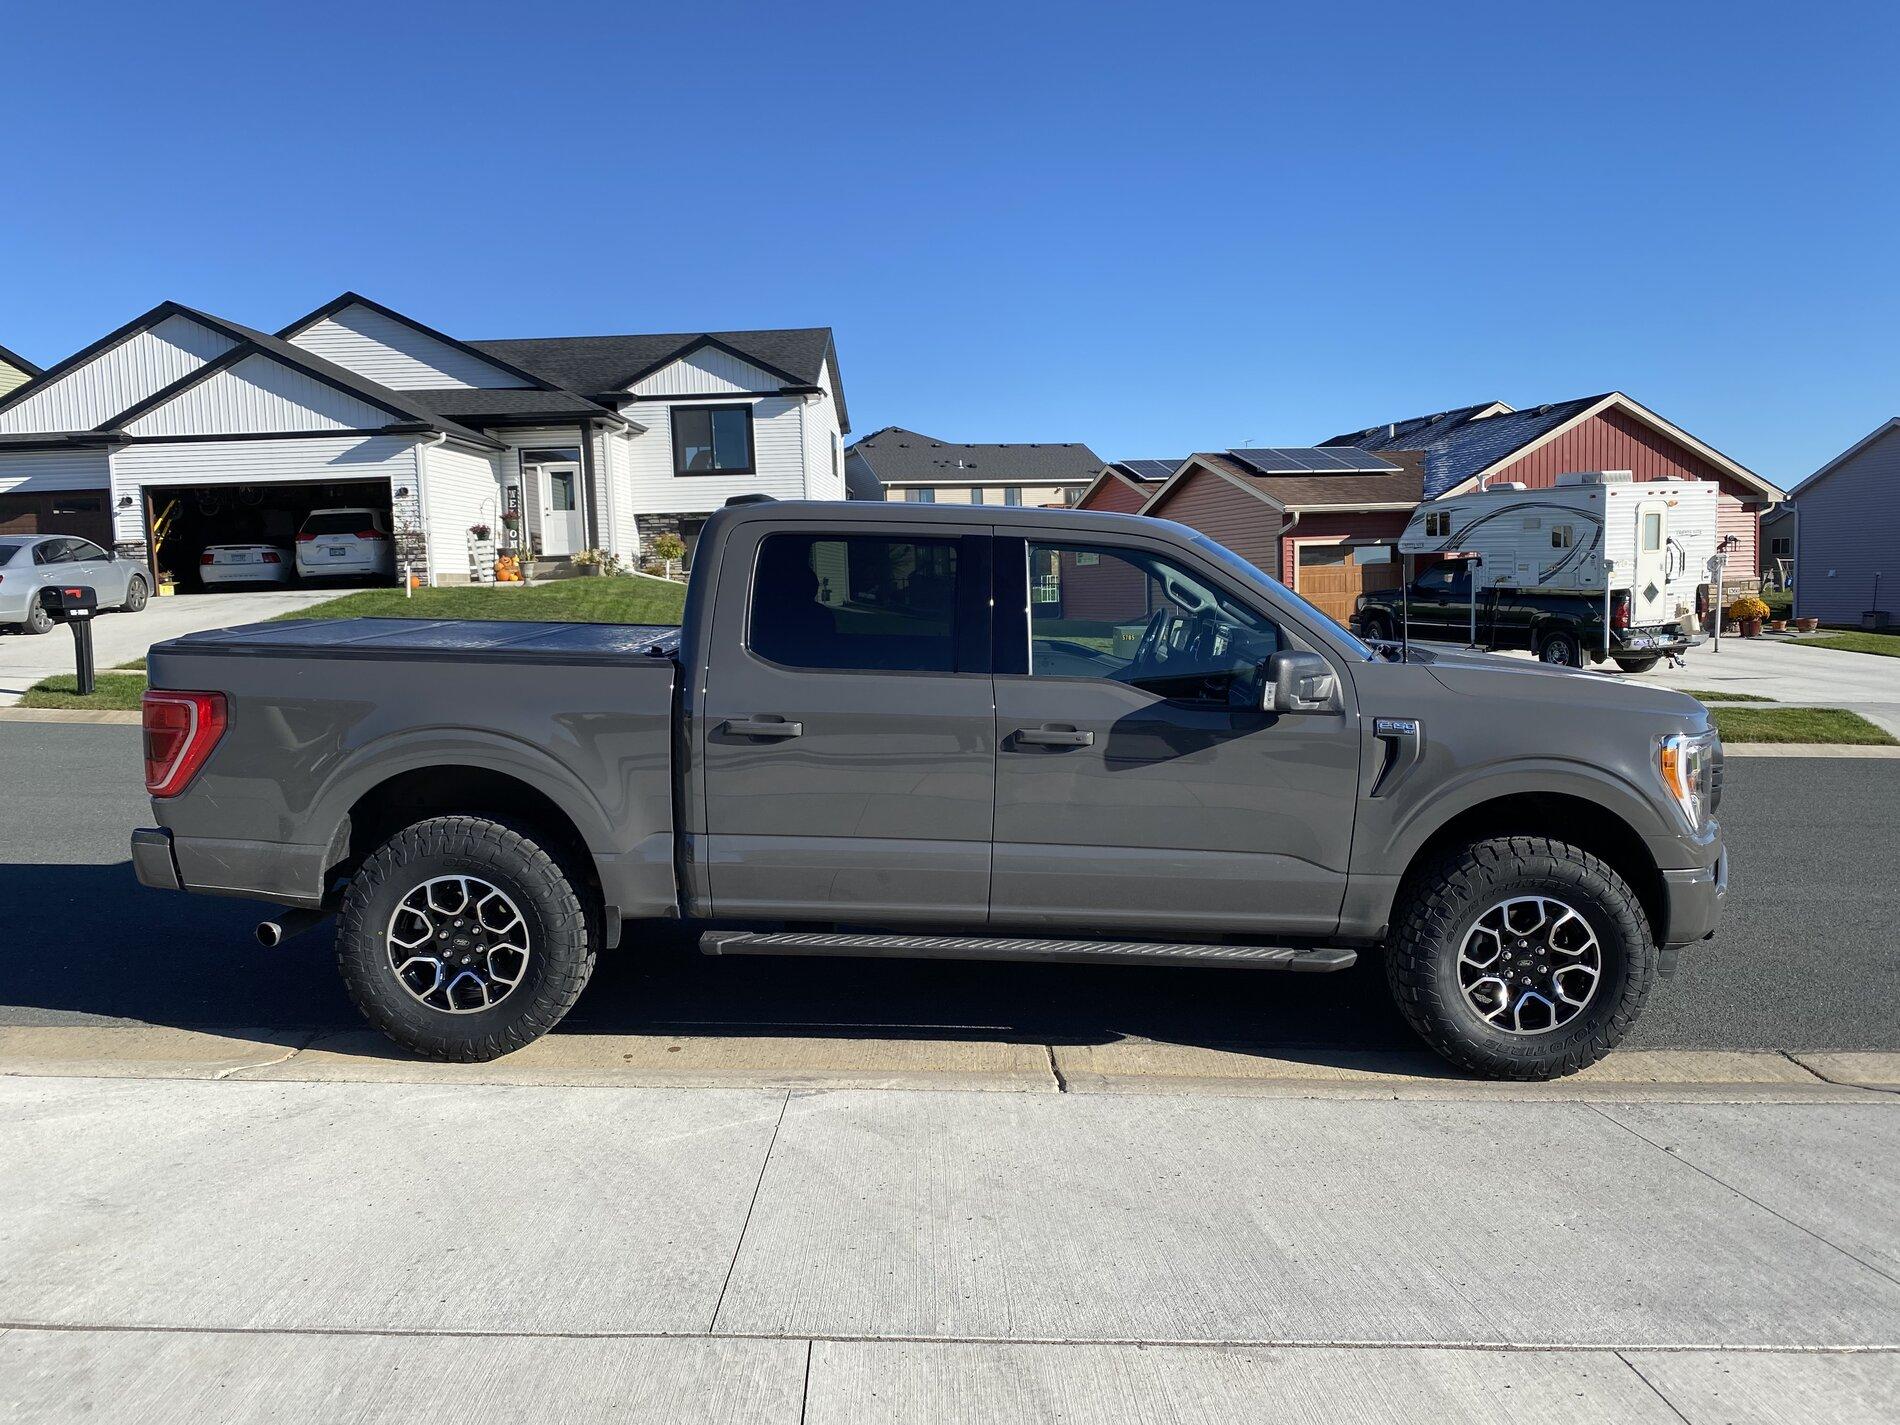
[39,584,99,622]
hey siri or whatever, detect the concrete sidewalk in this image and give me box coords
[1,1061,1895,1421]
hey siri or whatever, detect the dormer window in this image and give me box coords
[673,405,754,476]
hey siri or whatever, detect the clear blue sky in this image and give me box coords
[2,1,1894,489]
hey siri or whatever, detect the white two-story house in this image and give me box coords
[0,292,848,583]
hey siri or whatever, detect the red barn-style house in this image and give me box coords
[1130,394,1783,624]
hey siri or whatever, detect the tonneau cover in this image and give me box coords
[162,617,682,665]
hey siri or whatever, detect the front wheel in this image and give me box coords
[1360,611,1393,642]
[1386,836,1656,1079]
[336,815,598,1061]
[121,574,149,612]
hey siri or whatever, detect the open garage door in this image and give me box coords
[145,478,395,593]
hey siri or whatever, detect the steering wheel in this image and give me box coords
[1130,607,1173,673]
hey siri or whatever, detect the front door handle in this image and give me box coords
[1013,726,1095,748]
[722,717,803,739]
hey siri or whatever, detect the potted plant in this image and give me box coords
[1795,616,1819,633]
[1727,594,1770,638]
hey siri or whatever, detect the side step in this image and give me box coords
[698,930,1356,973]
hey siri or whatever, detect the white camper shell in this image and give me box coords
[1398,471,1718,630]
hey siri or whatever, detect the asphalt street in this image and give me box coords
[1,722,1894,1051]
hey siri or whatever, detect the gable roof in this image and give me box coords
[1790,417,1900,502]
[1147,451,1425,517]
[475,328,848,430]
[0,342,41,378]
[277,292,563,393]
[846,426,1104,485]
[1322,392,1782,501]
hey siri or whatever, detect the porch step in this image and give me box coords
[528,558,584,581]
[699,930,1357,972]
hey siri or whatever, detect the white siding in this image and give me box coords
[124,353,396,437]
[629,348,781,397]
[289,304,532,390]
[0,448,111,495]
[602,428,640,556]
[0,315,238,433]
[1795,423,1900,626]
[110,436,421,545]
[419,441,504,583]
[621,395,810,512]
[800,360,845,501]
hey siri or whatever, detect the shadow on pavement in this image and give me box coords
[0,861,1416,1058]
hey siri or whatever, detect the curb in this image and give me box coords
[0,707,142,725]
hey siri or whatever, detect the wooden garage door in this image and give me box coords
[0,490,113,547]
[1297,547,1402,624]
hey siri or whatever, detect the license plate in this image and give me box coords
[328,547,348,559]
[228,554,254,564]
[1627,636,1657,649]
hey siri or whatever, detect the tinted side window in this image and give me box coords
[35,540,70,565]
[68,540,107,561]
[750,533,959,673]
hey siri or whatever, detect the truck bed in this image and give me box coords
[162,617,682,665]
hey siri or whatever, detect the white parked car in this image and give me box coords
[295,508,395,582]
[199,543,294,587]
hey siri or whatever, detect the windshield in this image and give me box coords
[1187,532,1376,659]
[0,539,30,566]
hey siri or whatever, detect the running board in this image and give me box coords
[698,930,1357,972]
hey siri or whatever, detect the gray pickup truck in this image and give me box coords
[131,498,1725,1079]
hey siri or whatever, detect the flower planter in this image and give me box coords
[1769,619,1787,632]
[1739,618,1763,638]
[1795,617,1819,633]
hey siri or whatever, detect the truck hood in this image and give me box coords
[1401,644,1708,724]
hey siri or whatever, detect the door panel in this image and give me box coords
[698,525,996,923]
[541,465,583,557]
[1634,501,1668,623]
[991,536,1360,937]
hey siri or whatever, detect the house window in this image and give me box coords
[672,405,755,476]
[1424,510,1451,538]
[1551,524,1574,549]
[905,488,936,504]
[1003,487,1023,507]
[1770,537,1791,558]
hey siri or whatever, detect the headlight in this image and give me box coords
[1656,729,1720,829]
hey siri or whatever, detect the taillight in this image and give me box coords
[200,552,215,566]
[261,552,281,564]
[142,691,228,798]
[1611,591,1631,630]
[296,532,316,542]
[356,529,385,540]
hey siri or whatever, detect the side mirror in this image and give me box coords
[1264,650,1339,714]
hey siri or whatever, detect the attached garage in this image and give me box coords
[0,446,113,546]
[139,476,395,592]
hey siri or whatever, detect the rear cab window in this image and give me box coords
[748,532,961,673]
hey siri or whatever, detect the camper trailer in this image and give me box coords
[1356,472,1719,669]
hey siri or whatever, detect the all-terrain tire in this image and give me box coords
[1386,835,1656,1080]
[336,815,597,1061]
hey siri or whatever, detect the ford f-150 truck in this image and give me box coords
[131,498,1726,1079]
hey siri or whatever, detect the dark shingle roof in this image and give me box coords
[396,388,617,423]
[474,328,846,429]
[1193,450,1426,507]
[1323,396,1610,498]
[847,427,1104,485]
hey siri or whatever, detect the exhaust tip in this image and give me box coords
[254,920,285,947]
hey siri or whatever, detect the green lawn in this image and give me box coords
[18,672,150,710]
[1710,706,1897,745]
[1792,630,1900,658]
[1683,689,1775,703]
[277,574,688,625]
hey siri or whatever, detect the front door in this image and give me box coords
[539,464,585,557]
[1634,500,1668,624]
[697,521,996,923]
[990,535,1361,938]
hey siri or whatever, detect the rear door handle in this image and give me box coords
[722,717,803,739]
[1013,726,1095,748]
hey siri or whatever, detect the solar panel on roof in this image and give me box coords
[1120,459,1178,482]
[1227,447,1399,476]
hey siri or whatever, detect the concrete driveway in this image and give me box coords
[1635,634,1900,736]
[0,588,338,704]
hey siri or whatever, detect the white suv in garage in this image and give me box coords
[294,508,395,583]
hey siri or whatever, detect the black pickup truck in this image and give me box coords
[1353,560,1694,672]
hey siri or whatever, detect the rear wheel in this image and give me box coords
[336,815,598,1061]
[19,600,54,636]
[1612,654,1660,674]
[1536,628,1583,668]
[1386,835,1656,1079]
